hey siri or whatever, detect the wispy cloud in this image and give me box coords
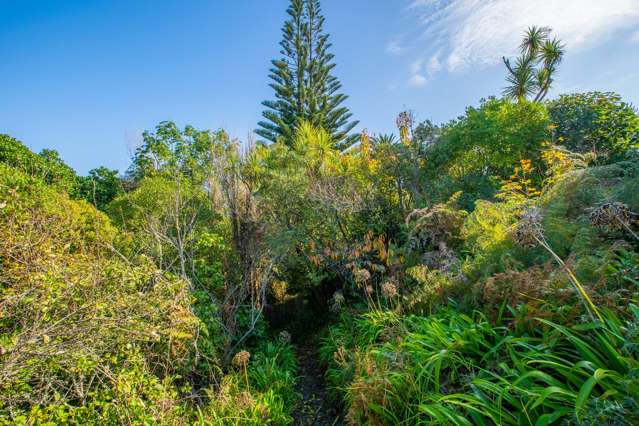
[408,52,443,86]
[386,38,406,55]
[631,30,639,43]
[401,0,639,85]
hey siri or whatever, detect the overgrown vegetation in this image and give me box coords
[1,1,639,424]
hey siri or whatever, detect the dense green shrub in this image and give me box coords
[0,134,79,195]
[422,98,550,208]
[458,160,639,316]
[0,164,216,424]
[548,92,639,163]
[126,121,227,183]
[77,166,124,210]
[107,175,221,276]
[318,153,639,424]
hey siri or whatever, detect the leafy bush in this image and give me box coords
[422,98,550,208]
[461,160,639,296]
[406,192,468,253]
[0,164,213,424]
[107,175,219,277]
[402,266,466,315]
[548,92,639,164]
[0,134,79,195]
[77,166,123,210]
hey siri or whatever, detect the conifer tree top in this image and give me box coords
[256,0,358,149]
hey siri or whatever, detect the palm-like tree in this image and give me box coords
[372,133,397,146]
[503,26,565,103]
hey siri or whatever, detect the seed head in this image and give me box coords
[381,280,398,299]
[232,350,250,368]
[590,202,631,230]
[353,268,371,284]
[278,330,291,344]
[333,345,348,365]
[513,207,544,247]
[329,291,346,313]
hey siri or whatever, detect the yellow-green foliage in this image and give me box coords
[402,266,464,314]
[462,160,639,287]
[0,163,301,425]
[461,198,522,280]
[196,342,298,425]
[0,164,201,423]
[0,134,79,195]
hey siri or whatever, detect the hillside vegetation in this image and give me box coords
[1,2,639,425]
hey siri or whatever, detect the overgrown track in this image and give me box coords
[293,342,344,426]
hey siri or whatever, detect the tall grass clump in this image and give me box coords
[322,307,639,425]
[196,341,298,425]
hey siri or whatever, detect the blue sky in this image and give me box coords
[2,0,639,175]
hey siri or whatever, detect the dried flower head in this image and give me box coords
[380,326,395,342]
[513,207,544,247]
[278,330,291,344]
[406,200,467,251]
[334,345,348,365]
[364,285,374,295]
[589,202,631,230]
[422,242,459,272]
[232,350,250,368]
[236,391,254,408]
[381,280,398,299]
[353,268,371,284]
[329,291,346,313]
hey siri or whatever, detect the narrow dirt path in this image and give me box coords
[293,341,344,426]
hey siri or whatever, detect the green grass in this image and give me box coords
[322,307,639,425]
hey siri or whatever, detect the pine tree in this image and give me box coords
[256,0,358,149]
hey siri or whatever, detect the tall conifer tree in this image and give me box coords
[256,0,358,149]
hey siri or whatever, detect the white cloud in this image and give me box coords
[631,30,639,43]
[407,52,443,87]
[408,73,428,87]
[406,0,639,73]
